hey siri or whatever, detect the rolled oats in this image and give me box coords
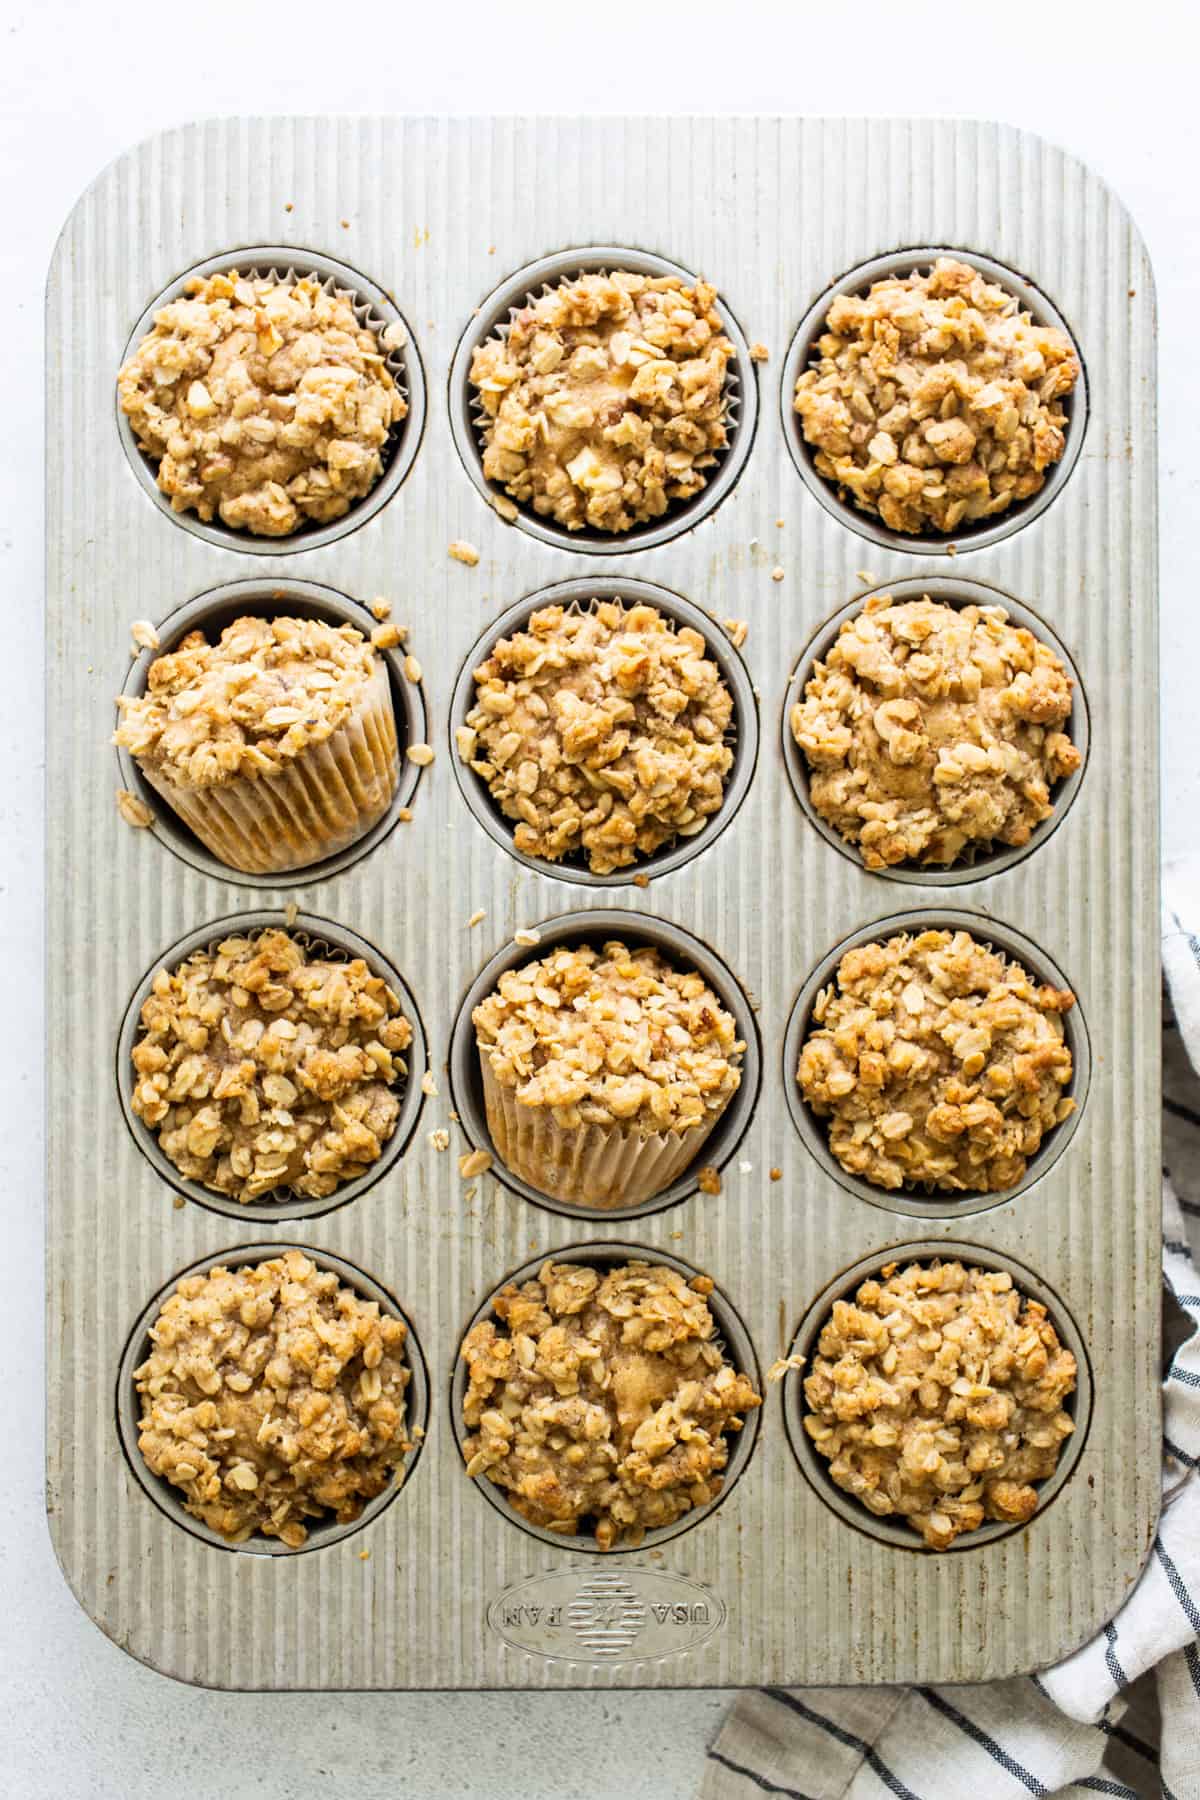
[469,271,733,534]
[797,929,1075,1192]
[791,594,1081,868]
[803,1260,1076,1547]
[448,540,480,566]
[463,601,734,875]
[116,788,154,829]
[130,928,412,1203]
[460,1259,760,1547]
[794,259,1080,536]
[134,1250,412,1545]
[118,271,406,536]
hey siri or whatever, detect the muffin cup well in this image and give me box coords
[116,1243,429,1556]
[780,1241,1092,1553]
[117,909,427,1223]
[115,578,427,888]
[782,908,1089,1219]
[448,246,758,554]
[449,910,761,1223]
[780,247,1088,556]
[116,246,425,553]
[781,576,1089,886]
[449,576,759,887]
[451,1241,762,1555]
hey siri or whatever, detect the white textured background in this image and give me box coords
[2,4,1195,1796]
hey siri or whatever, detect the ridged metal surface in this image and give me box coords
[45,116,1159,1691]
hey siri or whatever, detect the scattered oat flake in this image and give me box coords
[420,1071,439,1098]
[632,873,650,890]
[449,540,480,566]
[856,570,875,585]
[776,517,785,528]
[397,807,413,822]
[459,1148,493,1179]
[696,1165,722,1196]
[488,493,519,522]
[749,342,770,362]
[946,543,958,556]
[403,654,422,684]
[513,927,541,947]
[340,219,350,229]
[769,1167,782,1182]
[767,1353,806,1383]
[429,1129,450,1151]
[467,909,486,929]
[130,619,159,652]
[358,1548,371,1560]
[371,623,404,650]
[770,566,785,583]
[723,618,748,649]
[406,744,435,767]
[116,788,154,829]
[284,901,299,927]
[370,597,392,621]
[448,1109,460,1124]
[173,1195,186,1209]
[284,203,294,213]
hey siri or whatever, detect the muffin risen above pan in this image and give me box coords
[793,258,1080,535]
[469,270,734,533]
[460,1257,761,1548]
[118,269,406,536]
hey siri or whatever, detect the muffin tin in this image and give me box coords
[46,116,1160,1692]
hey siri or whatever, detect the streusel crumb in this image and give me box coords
[118,271,406,536]
[473,939,743,1134]
[135,1250,411,1546]
[461,1258,761,1547]
[469,271,734,533]
[791,594,1080,867]
[794,259,1080,535]
[460,601,734,874]
[797,928,1074,1192]
[130,928,412,1202]
[114,615,387,791]
[803,1259,1076,1547]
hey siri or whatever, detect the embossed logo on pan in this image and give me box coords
[487,1569,726,1662]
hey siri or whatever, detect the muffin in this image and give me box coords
[458,600,734,874]
[469,270,734,533]
[130,927,413,1203]
[802,1259,1077,1548]
[472,939,744,1207]
[114,615,399,875]
[134,1250,413,1546]
[460,1257,761,1547]
[790,593,1081,868]
[797,928,1075,1193]
[793,258,1080,535]
[118,269,406,536]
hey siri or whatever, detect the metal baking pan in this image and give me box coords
[45,115,1160,1691]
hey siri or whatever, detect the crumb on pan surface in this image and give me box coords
[114,615,387,790]
[472,939,743,1134]
[130,927,412,1203]
[793,259,1080,536]
[797,928,1074,1193]
[790,593,1081,868]
[460,1258,760,1547]
[459,600,734,875]
[469,271,734,533]
[134,1249,412,1546]
[118,270,406,536]
[802,1259,1076,1548]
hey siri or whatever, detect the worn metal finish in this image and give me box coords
[46,116,1159,1691]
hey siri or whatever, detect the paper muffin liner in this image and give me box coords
[140,662,399,875]
[480,1057,728,1208]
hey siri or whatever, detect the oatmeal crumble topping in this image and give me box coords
[473,940,743,1134]
[118,270,406,536]
[803,1259,1076,1547]
[794,259,1080,535]
[791,594,1081,868]
[130,928,412,1202]
[461,601,734,875]
[460,1259,761,1547]
[469,271,734,533]
[114,615,388,791]
[135,1250,412,1546]
[797,929,1074,1192]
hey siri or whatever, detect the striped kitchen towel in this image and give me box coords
[703,859,1200,1800]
